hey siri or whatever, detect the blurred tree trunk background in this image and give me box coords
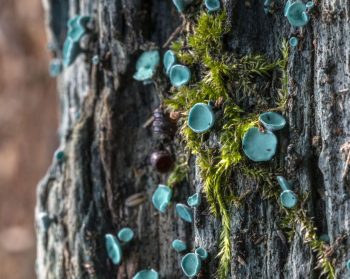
[36,0,350,278]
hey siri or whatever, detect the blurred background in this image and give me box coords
[0,1,58,278]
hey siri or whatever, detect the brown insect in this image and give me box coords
[152,108,177,138]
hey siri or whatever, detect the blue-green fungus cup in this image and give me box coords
[195,247,208,260]
[117,227,134,243]
[319,234,330,243]
[172,239,187,252]
[54,149,65,162]
[63,36,81,67]
[169,64,191,87]
[172,0,193,13]
[259,112,286,131]
[285,1,309,27]
[306,1,314,9]
[242,127,277,162]
[280,190,298,208]
[181,253,202,277]
[105,234,122,265]
[163,50,176,75]
[176,203,193,223]
[133,269,159,279]
[277,176,298,208]
[289,36,299,48]
[63,15,92,67]
[188,103,215,133]
[187,193,201,207]
[346,259,350,271]
[49,59,62,77]
[205,0,221,12]
[152,184,173,213]
[133,50,160,81]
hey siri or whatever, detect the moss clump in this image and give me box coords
[166,9,335,279]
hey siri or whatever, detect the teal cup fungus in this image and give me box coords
[163,50,176,75]
[289,36,298,47]
[133,269,159,279]
[63,15,92,67]
[277,176,298,209]
[306,1,314,9]
[242,127,277,162]
[195,247,208,260]
[205,0,221,12]
[187,193,201,207]
[176,203,193,223]
[172,0,193,13]
[259,112,286,131]
[284,1,309,27]
[133,50,160,82]
[54,148,65,162]
[181,253,202,277]
[172,239,187,252]
[152,184,173,213]
[117,227,134,243]
[49,59,62,77]
[188,103,215,133]
[105,234,122,265]
[319,234,330,243]
[169,64,191,87]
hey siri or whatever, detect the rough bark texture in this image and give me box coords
[36,0,350,278]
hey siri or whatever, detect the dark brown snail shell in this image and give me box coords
[150,150,174,173]
[152,108,177,138]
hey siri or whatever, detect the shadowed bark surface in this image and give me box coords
[36,0,350,278]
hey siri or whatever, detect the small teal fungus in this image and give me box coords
[117,227,134,243]
[346,260,350,271]
[92,55,100,65]
[172,0,193,13]
[242,127,277,162]
[176,203,193,223]
[188,103,215,133]
[49,59,62,77]
[181,253,202,277]
[54,149,65,161]
[306,1,314,9]
[163,50,176,75]
[63,37,81,67]
[277,176,298,209]
[169,64,191,87]
[133,269,159,279]
[205,0,221,12]
[195,247,208,260]
[133,50,160,81]
[187,193,201,207]
[319,234,330,243]
[63,15,92,67]
[105,234,122,265]
[152,184,173,213]
[172,239,187,252]
[285,1,309,27]
[289,36,299,47]
[259,112,286,131]
[67,16,91,42]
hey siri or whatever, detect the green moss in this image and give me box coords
[166,9,334,279]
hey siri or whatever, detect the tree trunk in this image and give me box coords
[36,0,350,278]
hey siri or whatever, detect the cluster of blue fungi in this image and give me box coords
[46,0,350,276]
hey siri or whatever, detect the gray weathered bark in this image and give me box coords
[36,0,350,278]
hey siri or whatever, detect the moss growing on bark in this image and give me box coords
[166,10,335,279]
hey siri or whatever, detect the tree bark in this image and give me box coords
[36,0,350,278]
